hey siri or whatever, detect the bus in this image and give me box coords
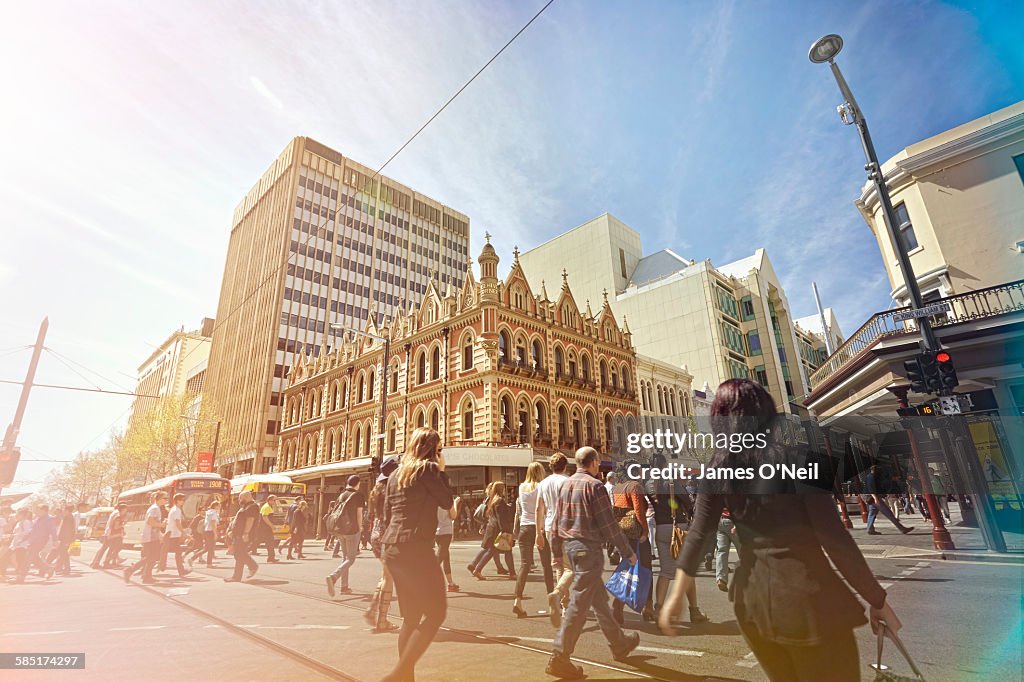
[81,506,115,540]
[118,473,230,547]
[228,474,306,540]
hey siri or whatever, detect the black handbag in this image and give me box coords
[872,622,926,681]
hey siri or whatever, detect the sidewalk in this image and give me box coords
[844,505,1024,564]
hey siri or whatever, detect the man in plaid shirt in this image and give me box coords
[546,447,640,679]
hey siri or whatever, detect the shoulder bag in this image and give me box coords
[669,483,686,560]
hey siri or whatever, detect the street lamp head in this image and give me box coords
[808,34,843,63]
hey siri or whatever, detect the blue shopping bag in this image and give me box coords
[604,549,652,613]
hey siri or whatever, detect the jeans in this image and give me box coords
[53,541,72,574]
[435,533,453,579]
[231,543,258,581]
[515,525,537,598]
[553,539,632,658]
[715,517,738,583]
[328,533,360,588]
[384,542,447,680]
[127,540,160,581]
[92,537,122,567]
[740,619,859,681]
[367,560,395,628]
[862,495,905,530]
[164,536,187,575]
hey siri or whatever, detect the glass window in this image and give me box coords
[893,203,919,251]
[748,331,762,355]
[740,296,756,321]
[1014,153,1024,186]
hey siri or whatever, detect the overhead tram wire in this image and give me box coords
[43,348,105,390]
[44,346,136,393]
[0,378,161,399]
[166,0,559,373]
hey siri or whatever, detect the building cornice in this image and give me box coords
[856,109,1024,214]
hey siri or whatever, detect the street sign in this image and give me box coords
[892,302,951,322]
[196,451,214,473]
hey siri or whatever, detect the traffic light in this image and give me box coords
[903,355,928,394]
[934,351,959,394]
[0,447,20,486]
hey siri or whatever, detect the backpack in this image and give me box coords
[329,490,361,536]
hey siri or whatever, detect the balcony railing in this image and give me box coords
[809,279,1024,389]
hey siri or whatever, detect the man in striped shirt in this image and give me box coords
[547,447,640,680]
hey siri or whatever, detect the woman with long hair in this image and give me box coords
[659,379,902,681]
[467,481,516,580]
[380,427,454,682]
[364,473,398,633]
[511,462,545,617]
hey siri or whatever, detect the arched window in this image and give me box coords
[431,346,440,380]
[585,411,596,443]
[499,330,511,361]
[571,408,582,446]
[581,355,591,382]
[658,386,665,413]
[367,369,375,401]
[356,375,365,404]
[554,347,564,376]
[416,352,426,384]
[669,389,677,416]
[611,365,619,389]
[604,413,613,444]
[532,340,544,370]
[340,379,348,408]
[515,336,527,365]
[353,424,362,458]
[567,351,577,378]
[641,383,648,410]
[415,409,426,428]
[462,335,474,370]
[387,423,396,452]
[364,427,371,459]
[558,406,569,440]
[534,402,547,434]
[429,406,440,432]
[599,359,608,387]
[389,363,399,393]
[517,399,530,441]
[462,406,474,441]
[501,396,513,432]
[621,366,631,392]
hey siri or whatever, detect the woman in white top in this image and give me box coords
[435,496,460,592]
[512,462,546,618]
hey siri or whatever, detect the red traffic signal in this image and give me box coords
[936,351,951,363]
[0,447,20,486]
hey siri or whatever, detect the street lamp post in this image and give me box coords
[810,34,954,550]
[331,323,390,477]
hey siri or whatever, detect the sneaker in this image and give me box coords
[900,526,915,534]
[611,631,641,661]
[717,579,728,592]
[326,576,336,597]
[547,591,562,628]
[247,565,258,579]
[545,654,584,680]
[867,529,882,535]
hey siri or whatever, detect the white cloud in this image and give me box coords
[249,75,285,111]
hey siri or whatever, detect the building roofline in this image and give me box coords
[520,212,638,256]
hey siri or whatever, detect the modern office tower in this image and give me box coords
[128,318,214,430]
[518,213,812,413]
[204,137,471,475]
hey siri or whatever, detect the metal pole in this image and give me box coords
[812,282,835,355]
[826,59,937,352]
[375,338,390,477]
[1,317,48,454]
[212,420,221,470]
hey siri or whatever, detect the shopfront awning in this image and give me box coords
[280,457,373,482]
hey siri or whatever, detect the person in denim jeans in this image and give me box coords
[547,447,640,680]
[715,510,739,592]
[326,475,365,597]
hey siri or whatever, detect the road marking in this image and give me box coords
[507,635,702,657]
[256,625,351,630]
[203,624,222,629]
[110,626,166,631]
[898,571,914,576]
[736,652,758,667]
[915,562,931,568]
[5,630,76,636]
[879,582,894,589]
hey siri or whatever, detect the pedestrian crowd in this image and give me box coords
[1,378,934,681]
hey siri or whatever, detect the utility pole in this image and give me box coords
[0,317,49,491]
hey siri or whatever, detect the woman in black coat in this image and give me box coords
[379,427,454,682]
[659,379,903,681]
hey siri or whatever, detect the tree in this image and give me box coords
[121,392,204,484]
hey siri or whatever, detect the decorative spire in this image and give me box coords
[602,288,609,306]
[485,231,492,244]
[622,315,632,334]
[512,245,520,262]
[540,279,549,301]
[561,269,569,289]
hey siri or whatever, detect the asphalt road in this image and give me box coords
[1,539,1020,681]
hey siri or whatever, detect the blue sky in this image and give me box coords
[1,0,1021,486]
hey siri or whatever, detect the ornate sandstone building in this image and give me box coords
[277,238,642,500]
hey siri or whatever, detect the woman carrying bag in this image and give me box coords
[467,481,516,580]
[659,379,904,682]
